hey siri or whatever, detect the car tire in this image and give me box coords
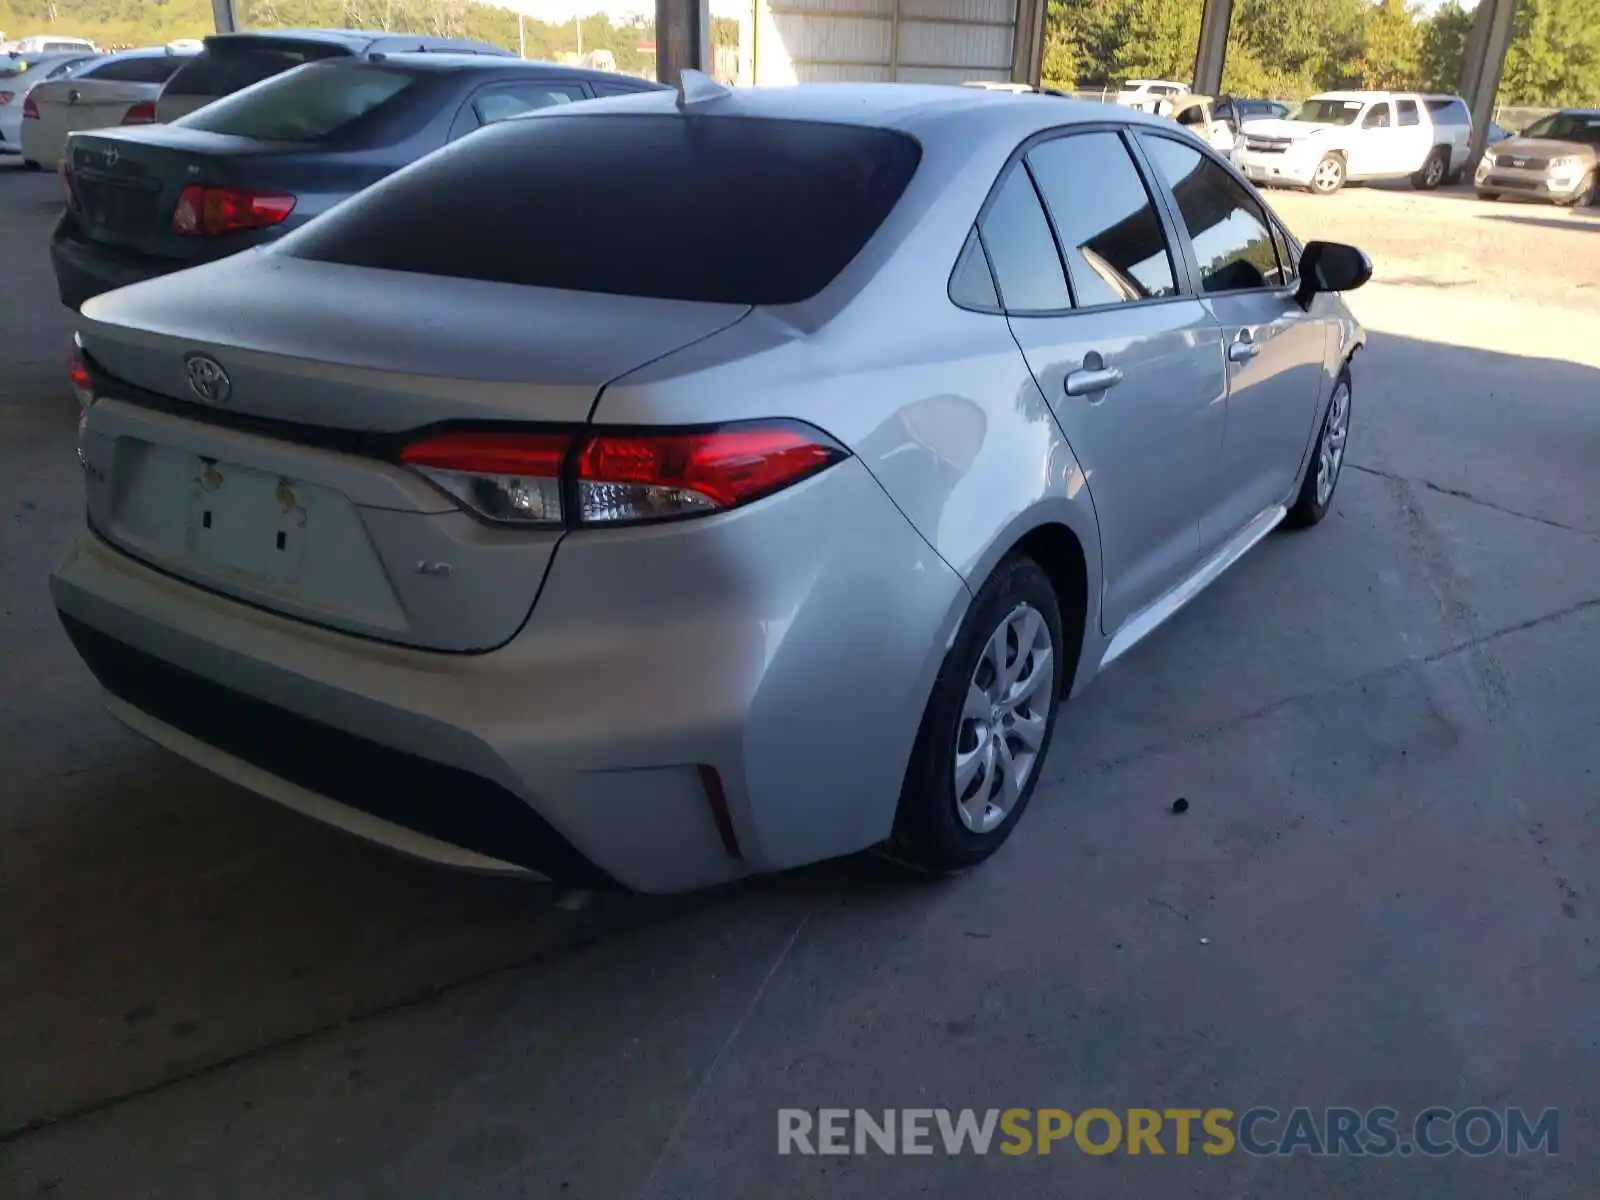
[1413,148,1448,190]
[1556,171,1596,208]
[1476,191,1501,202]
[1309,153,1345,195]
[884,554,1065,876]
[1285,366,1353,530]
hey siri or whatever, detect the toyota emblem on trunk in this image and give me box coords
[184,353,231,406]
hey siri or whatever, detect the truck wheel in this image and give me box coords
[1413,147,1448,190]
[1309,154,1345,195]
[1476,191,1501,202]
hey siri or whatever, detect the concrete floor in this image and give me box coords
[2,163,1597,1197]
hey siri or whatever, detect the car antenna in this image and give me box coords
[677,67,732,109]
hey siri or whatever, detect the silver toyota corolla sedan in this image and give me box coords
[52,79,1370,893]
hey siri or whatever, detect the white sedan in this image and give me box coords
[0,52,96,158]
[20,46,194,168]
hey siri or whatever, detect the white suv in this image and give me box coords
[1114,79,1187,112]
[1232,91,1473,195]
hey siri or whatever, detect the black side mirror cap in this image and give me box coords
[1295,240,1373,310]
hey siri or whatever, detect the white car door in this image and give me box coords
[1393,97,1433,173]
[1346,101,1396,178]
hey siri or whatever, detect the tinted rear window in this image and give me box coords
[282,114,923,305]
[82,55,190,84]
[163,40,351,97]
[180,62,415,141]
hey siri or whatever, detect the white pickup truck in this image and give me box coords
[1232,91,1473,195]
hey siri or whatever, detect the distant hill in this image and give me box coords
[0,0,740,77]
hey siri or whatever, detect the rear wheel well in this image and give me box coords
[1010,524,1087,697]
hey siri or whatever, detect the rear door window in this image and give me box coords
[1025,131,1177,306]
[162,40,350,98]
[179,62,415,141]
[471,82,587,125]
[1396,98,1420,127]
[281,114,921,306]
[80,56,190,85]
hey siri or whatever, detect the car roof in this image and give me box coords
[368,53,656,81]
[534,81,1177,146]
[1311,90,1462,101]
[201,28,509,54]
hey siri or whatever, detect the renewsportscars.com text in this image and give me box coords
[778,1106,1559,1158]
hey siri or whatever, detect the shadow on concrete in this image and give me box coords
[1481,212,1600,232]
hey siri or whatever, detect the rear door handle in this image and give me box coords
[1064,365,1124,397]
[1228,330,1261,363]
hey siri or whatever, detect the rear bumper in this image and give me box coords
[51,457,970,893]
[50,218,179,311]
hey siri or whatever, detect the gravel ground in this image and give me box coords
[1267,183,1600,308]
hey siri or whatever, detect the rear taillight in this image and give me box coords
[120,100,157,125]
[401,431,569,525]
[399,421,846,527]
[172,185,296,237]
[0,92,13,106]
[68,341,95,408]
[22,94,39,120]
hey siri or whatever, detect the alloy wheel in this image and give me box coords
[1425,155,1445,187]
[954,602,1056,834]
[1314,157,1343,192]
[1316,381,1351,507]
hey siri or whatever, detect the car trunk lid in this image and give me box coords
[65,127,318,262]
[76,254,751,651]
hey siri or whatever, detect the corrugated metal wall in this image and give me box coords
[737,0,1024,87]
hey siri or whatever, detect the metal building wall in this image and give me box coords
[739,0,1038,88]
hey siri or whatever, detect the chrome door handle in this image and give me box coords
[1228,331,1260,363]
[1064,365,1124,397]
[67,89,81,104]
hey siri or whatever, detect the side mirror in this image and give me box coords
[1295,240,1372,310]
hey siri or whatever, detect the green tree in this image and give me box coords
[1110,0,1201,83]
[1351,0,1421,89]
[1501,0,1600,106]
[1418,0,1471,93]
[1040,30,1078,91]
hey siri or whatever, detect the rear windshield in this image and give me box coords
[179,62,415,141]
[282,114,923,306]
[162,39,352,98]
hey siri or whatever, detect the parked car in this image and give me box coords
[0,51,96,157]
[1114,78,1186,111]
[10,35,98,55]
[1232,91,1473,195]
[1216,96,1290,126]
[153,28,513,123]
[19,46,196,169]
[1475,108,1599,206]
[1153,91,1235,154]
[54,83,1370,893]
[53,55,665,311]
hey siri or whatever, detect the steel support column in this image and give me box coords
[1012,0,1048,89]
[656,0,711,87]
[1461,0,1517,167]
[1192,0,1232,98]
[211,0,240,34]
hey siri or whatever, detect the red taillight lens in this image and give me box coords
[68,343,94,407]
[398,421,845,526]
[120,100,157,125]
[0,92,13,106]
[22,94,40,120]
[576,425,843,522]
[172,184,296,237]
[400,431,571,525]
